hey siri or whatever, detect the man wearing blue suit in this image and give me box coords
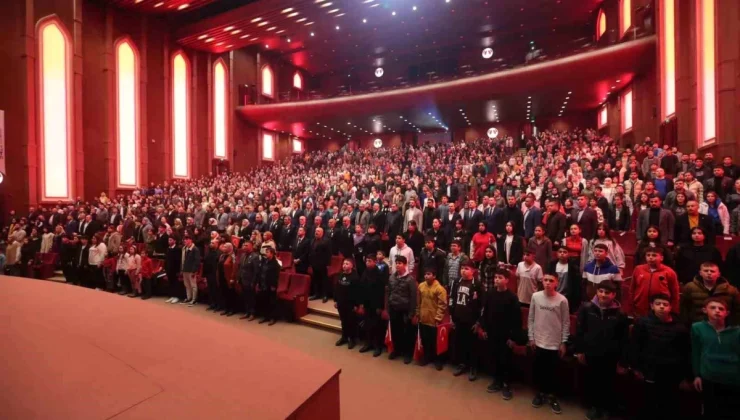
[522,194,542,240]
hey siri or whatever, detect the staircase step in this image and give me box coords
[308,300,340,318]
[47,276,66,283]
[300,313,342,333]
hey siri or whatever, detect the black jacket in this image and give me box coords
[425,228,448,252]
[238,251,261,287]
[479,288,522,343]
[202,248,220,281]
[337,226,355,258]
[674,213,716,245]
[547,260,583,313]
[629,312,690,382]
[496,235,524,266]
[278,225,296,251]
[165,246,182,275]
[419,247,446,281]
[335,270,361,306]
[544,211,567,245]
[575,300,629,360]
[360,266,387,312]
[259,257,280,290]
[674,244,723,284]
[310,237,332,268]
[449,278,482,324]
[292,236,311,272]
[182,245,201,273]
[609,205,631,231]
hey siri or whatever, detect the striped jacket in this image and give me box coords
[583,258,622,285]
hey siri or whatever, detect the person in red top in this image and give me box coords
[470,222,495,263]
[136,249,161,300]
[629,247,680,317]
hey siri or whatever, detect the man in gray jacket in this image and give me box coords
[384,255,417,364]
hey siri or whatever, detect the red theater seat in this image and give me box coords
[715,235,740,259]
[327,255,344,285]
[279,273,311,320]
[614,231,637,256]
[277,251,293,271]
[34,252,58,280]
[277,272,291,295]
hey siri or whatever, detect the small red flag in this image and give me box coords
[413,327,424,361]
[436,322,452,355]
[384,320,394,354]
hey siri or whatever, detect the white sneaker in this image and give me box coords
[187,301,196,307]
[165,297,175,303]
[179,299,191,305]
[170,298,179,304]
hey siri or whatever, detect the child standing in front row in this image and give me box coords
[528,274,570,414]
[692,297,740,419]
[478,268,522,401]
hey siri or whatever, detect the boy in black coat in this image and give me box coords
[451,261,483,380]
[358,255,388,357]
[335,258,361,349]
[478,268,522,400]
[164,237,183,303]
[575,281,629,420]
[629,293,691,419]
[547,247,583,314]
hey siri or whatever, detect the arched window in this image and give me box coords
[620,0,632,37]
[213,59,228,159]
[621,89,633,133]
[37,16,73,202]
[596,9,607,41]
[115,38,140,188]
[261,65,274,98]
[696,0,716,145]
[172,51,191,179]
[293,71,303,90]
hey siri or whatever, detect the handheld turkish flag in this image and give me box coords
[436,314,452,355]
[384,320,394,354]
[413,326,424,362]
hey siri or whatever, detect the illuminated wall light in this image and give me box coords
[38,18,73,201]
[261,65,274,98]
[598,105,608,128]
[621,89,633,133]
[213,60,227,159]
[116,39,139,188]
[659,0,676,119]
[262,132,274,161]
[172,52,190,178]
[293,72,303,90]
[596,9,606,40]
[696,0,716,144]
[620,0,632,37]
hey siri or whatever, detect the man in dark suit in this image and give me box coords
[74,236,91,287]
[108,208,123,227]
[522,194,542,240]
[309,227,332,303]
[268,212,283,244]
[370,202,386,233]
[292,227,311,274]
[502,196,524,237]
[385,204,403,248]
[278,215,296,252]
[338,216,355,259]
[572,195,598,240]
[636,195,675,245]
[674,199,715,245]
[544,200,567,247]
[462,199,483,233]
[326,218,341,255]
[289,202,304,227]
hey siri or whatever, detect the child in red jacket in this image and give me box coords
[630,248,680,317]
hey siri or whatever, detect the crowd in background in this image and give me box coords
[2,128,740,419]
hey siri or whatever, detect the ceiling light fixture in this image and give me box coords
[231,29,241,35]
[328,8,340,14]
[335,25,340,30]
[282,7,294,13]
[205,37,214,43]
[362,18,367,23]
[413,6,417,10]
[392,11,396,15]
[240,34,249,39]
[363,0,374,3]
[335,13,345,17]
[296,17,307,23]
[310,32,315,36]
[154,2,164,7]
[224,26,234,32]
[276,29,285,34]
[320,2,333,8]
[287,12,299,18]
[177,3,189,10]
[267,26,277,31]
[198,34,208,40]
[258,21,268,27]
[251,17,262,23]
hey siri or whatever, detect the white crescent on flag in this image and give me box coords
[439,327,447,341]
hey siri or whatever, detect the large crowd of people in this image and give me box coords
[3,128,740,419]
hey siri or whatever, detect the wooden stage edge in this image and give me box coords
[0,276,340,420]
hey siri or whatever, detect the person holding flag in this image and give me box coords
[414,267,448,370]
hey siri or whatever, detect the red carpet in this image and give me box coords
[0,277,340,420]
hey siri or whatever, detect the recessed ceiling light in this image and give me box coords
[276,29,285,34]
[335,25,340,30]
[267,26,277,31]
[224,26,234,32]
[363,0,374,3]
[226,45,232,48]
[335,13,345,17]
[198,34,208,40]
[568,91,572,94]
[362,18,367,23]
[177,3,189,10]
[328,8,339,14]
[231,29,242,35]
[215,42,223,46]
[392,11,396,15]
[310,32,315,36]
[240,34,249,39]
[282,7,294,13]
[320,2,332,8]
[413,6,417,10]
[154,2,164,7]
[265,44,269,48]
[251,17,262,23]
[205,37,214,43]
[296,17,307,22]
[287,12,299,18]
[305,21,315,26]
[370,3,379,7]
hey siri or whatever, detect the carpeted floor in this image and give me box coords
[167,297,587,419]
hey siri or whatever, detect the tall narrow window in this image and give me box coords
[620,0,632,37]
[262,132,274,161]
[116,39,139,188]
[596,9,607,40]
[598,105,608,128]
[621,89,633,133]
[293,72,303,90]
[659,0,676,119]
[696,0,716,145]
[292,138,303,153]
[262,65,274,98]
[172,52,190,178]
[38,17,73,202]
[213,60,227,159]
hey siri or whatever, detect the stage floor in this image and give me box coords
[0,276,340,420]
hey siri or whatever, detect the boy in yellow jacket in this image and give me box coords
[414,267,448,370]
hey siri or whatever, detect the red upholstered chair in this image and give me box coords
[196,264,208,296]
[715,235,740,259]
[135,243,146,254]
[277,271,291,295]
[279,273,311,320]
[614,231,637,256]
[277,251,293,271]
[34,252,59,280]
[327,255,344,289]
